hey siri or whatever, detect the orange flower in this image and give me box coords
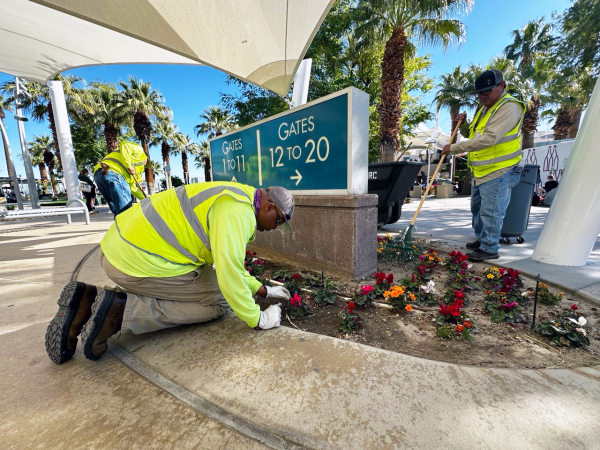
[405,304,413,312]
[463,321,472,328]
[409,293,416,301]
[428,256,434,261]
[456,324,464,332]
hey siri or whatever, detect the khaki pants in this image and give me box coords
[100,251,226,335]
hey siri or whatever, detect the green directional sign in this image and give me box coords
[210,87,369,194]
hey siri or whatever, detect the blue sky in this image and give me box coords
[0,0,572,184]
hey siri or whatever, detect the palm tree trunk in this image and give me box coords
[104,122,119,153]
[37,163,48,194]
[182,150,189,184]
[48,166,58,195]
[521,96,540,150]
[379,25,407,162]
[552,107,573,141]
[134,111,154,193]
[161,140,172,189]
[204,156,212,182]
[568,107,583,138]
[46,100,63,169]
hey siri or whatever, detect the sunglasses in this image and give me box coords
[477,83,500,97]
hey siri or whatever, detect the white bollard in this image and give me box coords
[532,76,600,266]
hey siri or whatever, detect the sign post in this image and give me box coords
[210,87,369,195]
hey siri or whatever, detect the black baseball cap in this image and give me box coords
[472,69,504,94]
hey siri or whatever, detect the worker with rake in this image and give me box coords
[442,69,526,262]
[45,182,294,364]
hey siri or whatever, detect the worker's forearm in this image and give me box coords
[256,285,267,298]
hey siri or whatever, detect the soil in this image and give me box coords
[253,243,600,369]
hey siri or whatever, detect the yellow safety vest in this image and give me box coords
[467,94,526,178]
[94,141,146,183]
[101,182,256,275]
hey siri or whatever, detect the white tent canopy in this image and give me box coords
[1,0,334,95]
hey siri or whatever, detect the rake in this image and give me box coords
[397,118,464,249]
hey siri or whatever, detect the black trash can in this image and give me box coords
[368,161,425,226]
[500,164,541,243]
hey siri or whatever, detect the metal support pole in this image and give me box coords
[14,77,40,209]
[48,80,81,202]
[0,119,23,210]
[291,59,312,108]
[531,274,540,329]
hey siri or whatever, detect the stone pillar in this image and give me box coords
[250,194,378,280]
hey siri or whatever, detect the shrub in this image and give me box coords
[484,291,527,323]
[534,306,589,347]
[339,302,363,334]
[314,278,337,306]
[383,285,414,312]
[353,284,376,308]
[289,294,311,321]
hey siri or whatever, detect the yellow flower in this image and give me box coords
[405,304,413,312]
[486,274,495,279]
[491,267,500,273]
[428,256,434,261]
[378,248,383,253]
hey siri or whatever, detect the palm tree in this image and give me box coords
[119,76,171,193]
[173,133,201,184]
[194,106,235,181]
[0,94,16,187]
[150,118,178,189]
[1,75,89,169]
[193,140,211,183]
[504,19,556,149]
[434,65,471,143]
[27,137,50,194]
[28,135,57,194]
[356,0,472,161]
[81,82,130,153]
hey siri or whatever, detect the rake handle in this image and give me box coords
[134,177,148,199]
[395,142,413,161]
[409,119,464,226]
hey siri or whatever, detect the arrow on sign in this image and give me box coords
[231,176,238,182]
[290,170,302,186]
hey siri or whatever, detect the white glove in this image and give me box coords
[257,304,282,329]
[265,285,291,300]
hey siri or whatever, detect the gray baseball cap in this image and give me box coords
[266,186,295,234]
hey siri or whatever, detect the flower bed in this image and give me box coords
[254,237,600,369]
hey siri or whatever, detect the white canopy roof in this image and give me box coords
[1,0,334,95]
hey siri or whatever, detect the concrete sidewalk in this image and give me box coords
[1,202,600,449]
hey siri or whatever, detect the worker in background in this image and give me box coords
[93,141,147,217]
[45,182,294,364]
[442,69,526,262]
[78,168,98,215]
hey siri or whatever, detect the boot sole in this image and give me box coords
[469,254,500,261]
[81,290,116,361]
[45,281,86,364]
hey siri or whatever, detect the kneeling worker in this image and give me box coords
[45,182,294,364]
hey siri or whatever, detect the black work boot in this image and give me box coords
[45,281,98,364]
[81,289,127,361]
[467,248,500,262]
[466,240,481,250]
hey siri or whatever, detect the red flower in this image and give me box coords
[292,273,301,280]
[374,272,386,284]
[361,285,374,295]
[254,259,264,265]
[246,250,252,256]
[386,273,394,285]
[454,289,465,299]
[439,304,450,315]
[411,274,416,283]
[346,302,355,314]
[460,255,469,262]
[247,267,253,273]
[571,304,579,311]
[449,250,456,258]
[498,268,506,276]
[290,294,302,307]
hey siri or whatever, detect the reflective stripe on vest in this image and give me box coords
[128,185,254,264]
[467,94,525,177]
